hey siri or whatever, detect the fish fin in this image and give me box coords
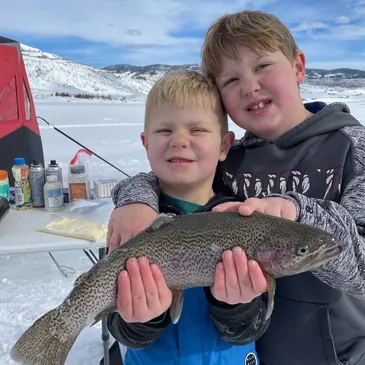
[170,290,184,324]
[73,271,91,287]
[90,304,117,326]
[147,213,175,231]
[10,308,79,365]
[264,273,276,321]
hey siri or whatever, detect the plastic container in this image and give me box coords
[93,178,119,200]
[44,175,64,212]
[11,157,32,210]
[0,170,9,200]
[68,165,90,202]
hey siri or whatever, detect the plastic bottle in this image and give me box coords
[0,170,9,200]
[44,175,64,212]
[11,158,32,210]
[29,160,45,207]
[68,165,90,202]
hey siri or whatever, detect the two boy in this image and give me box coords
[108,10,365,365]
[107,70,268,364]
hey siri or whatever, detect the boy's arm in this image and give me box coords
[278,126,365,298]
[204,288,269,345]
[107,311,171,349]
[112,171,160,212]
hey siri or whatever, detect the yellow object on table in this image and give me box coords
[37,217,107,241]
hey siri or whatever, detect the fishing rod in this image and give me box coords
[37,116,131,178]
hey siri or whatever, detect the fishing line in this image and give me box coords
[37,116,131,178]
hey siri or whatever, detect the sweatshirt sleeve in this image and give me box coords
[111,171,160,212]
[203,288,269,345]
[278,126,365,298]
[107,310,171,349]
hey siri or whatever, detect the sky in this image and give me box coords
[1,0,365,70]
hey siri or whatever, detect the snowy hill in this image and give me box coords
[21,43,365,101]
[21,44,156,100]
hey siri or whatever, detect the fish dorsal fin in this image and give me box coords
[147,213,175,232]
[73,271,91,287]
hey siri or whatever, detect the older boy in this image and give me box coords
[107,11,365,365]
[107,70,268,365]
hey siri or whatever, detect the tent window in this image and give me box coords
[0,76,18,121]
[23,81,31,120]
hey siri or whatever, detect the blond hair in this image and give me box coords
[145,70,227,133]
[201,10,299,79]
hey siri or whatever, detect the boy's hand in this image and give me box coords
[116,257,172,323]
[211,247,267,305]
[212,197,297,220]
[107,204,158,252]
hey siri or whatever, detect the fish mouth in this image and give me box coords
[304,245,342,270]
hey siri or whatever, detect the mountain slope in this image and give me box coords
[21,44,156,100]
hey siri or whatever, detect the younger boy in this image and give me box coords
[107,10,365,365]
[107,70,268,365]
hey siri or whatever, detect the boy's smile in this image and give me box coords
[141,106,234,204]
[245,98,272,114]
[217,46,311,140]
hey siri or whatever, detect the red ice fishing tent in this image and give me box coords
[0,36,44,185]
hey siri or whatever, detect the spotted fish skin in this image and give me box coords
[10,212,341,365]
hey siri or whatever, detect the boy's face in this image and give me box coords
[141,106,234,192]
[216,46,307,140]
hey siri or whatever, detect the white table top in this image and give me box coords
[0,206,107,255]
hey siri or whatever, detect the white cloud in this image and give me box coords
[290,22,328,33]
[355,7,365,14]
[336,16,351,24]
[327,24,365,40]
[0,0,278,47]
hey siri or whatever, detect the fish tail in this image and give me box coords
[10,308,80,365]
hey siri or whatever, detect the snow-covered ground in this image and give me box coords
[1,89,365,365]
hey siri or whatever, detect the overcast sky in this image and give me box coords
[1,0,365,70]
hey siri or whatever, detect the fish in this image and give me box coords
[10,211,341,365]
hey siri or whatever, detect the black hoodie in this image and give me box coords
[111,102,365,365]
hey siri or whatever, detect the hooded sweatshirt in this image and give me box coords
[111,102,365,365]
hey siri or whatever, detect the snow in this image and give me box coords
[1,91,365,365]
[21,44,159,100]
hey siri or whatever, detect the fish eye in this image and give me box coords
[296,245,310,256]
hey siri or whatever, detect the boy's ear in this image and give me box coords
[219,131,235,161]
[140,132,148,151]
[294,51,306,84]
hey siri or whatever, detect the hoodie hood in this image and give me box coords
[242,102,361,149]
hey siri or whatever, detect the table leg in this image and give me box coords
[99,247,110,365]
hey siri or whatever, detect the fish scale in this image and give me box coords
[10,211,341,365]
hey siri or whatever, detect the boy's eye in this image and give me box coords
[191,128,207,133]
[222,77,239,87]
[154,129,171,134]
[256,63,270,72]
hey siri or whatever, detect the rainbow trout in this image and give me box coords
[10,212,341,365]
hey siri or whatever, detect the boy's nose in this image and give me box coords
[170,135,190,148]
[240,78,260,96]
